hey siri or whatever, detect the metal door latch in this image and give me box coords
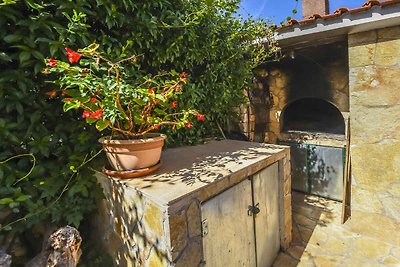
[201,219,208,236]
[248,203,260,216]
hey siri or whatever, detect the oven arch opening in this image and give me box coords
[280,98,345,135]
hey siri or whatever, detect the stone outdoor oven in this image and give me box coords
[251,40,349,201]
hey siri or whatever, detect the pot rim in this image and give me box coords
[98,133,167,145]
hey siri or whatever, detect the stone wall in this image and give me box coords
[348,26,400,246]
[95,175,172,267]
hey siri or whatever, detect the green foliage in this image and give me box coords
[0,0,278,263]
[45,45,200,137]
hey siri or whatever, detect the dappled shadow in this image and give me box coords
[273,192,341,267]
[143,147,274,186]
[96,174,172,266]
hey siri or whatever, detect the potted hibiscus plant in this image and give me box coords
[44,43,204,177]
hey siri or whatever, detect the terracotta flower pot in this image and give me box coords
[98,133,166,171]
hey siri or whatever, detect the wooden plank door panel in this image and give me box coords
[201,179,255,267]
[253,163,280,267]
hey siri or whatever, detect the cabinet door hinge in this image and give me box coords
[201,219,208,236]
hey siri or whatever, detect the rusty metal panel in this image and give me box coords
[201,179,255,267]
[308,145,344,201]
[279,142,344,201]
[282,142,308,192]
[253,162,280,267]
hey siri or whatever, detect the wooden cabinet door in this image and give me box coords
[201,179,255,267]
[253,162,280,267]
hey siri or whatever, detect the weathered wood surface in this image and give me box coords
[201,179,255,267]
[26,226,81,267]
[253,162,280,267]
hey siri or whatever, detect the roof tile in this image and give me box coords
[278,0,400,30]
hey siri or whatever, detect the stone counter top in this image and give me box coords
[101,140,289,209]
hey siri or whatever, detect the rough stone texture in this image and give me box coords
[302,0,329,18]
[349,26,400,248]
[174,237,202,267]
[169,209,188,260]
[186,201,201,238]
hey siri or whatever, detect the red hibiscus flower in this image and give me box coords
[46,90,57,98]
[148,88,154,94]
[89,109,102,119]
[185,122,192,128]
[170,101,177,108]
[91,97,97,103]
[197,113,205,121]
[181,72,188,78]
[65,47,81,63]
[82,110,91,118]
[49,58,57,67]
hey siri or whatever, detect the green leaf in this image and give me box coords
[15,195,31,202]
[0,198,13,205]
[19,51,31,64]
[95,120,109,131]
[63,101,81,112]
[3,34,23,43]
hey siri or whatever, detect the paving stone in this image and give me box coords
[313,255,341,267]
[272,253,298,267]
[321,237,351,256]
[287,245,305,260]
[274,192,400,267]
[349,211,400,246]
[383,255,400,266]
[391,246,400,259]
[354,237,391,260]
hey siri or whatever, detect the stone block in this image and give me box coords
[349,30,377,47]
[350,143,400,191]
[169,210,188,260]
[351,186,383,214]
[350,105,400,144]
[175,238,202,267]
[349,65,400,98]
[148,248,168,267]
[375,39,400,66]
[186,201,201,238]
[378,26,400,41]
[348,44,375,67]
[144,203,165,238]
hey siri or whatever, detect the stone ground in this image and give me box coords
[273,192,400,267]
